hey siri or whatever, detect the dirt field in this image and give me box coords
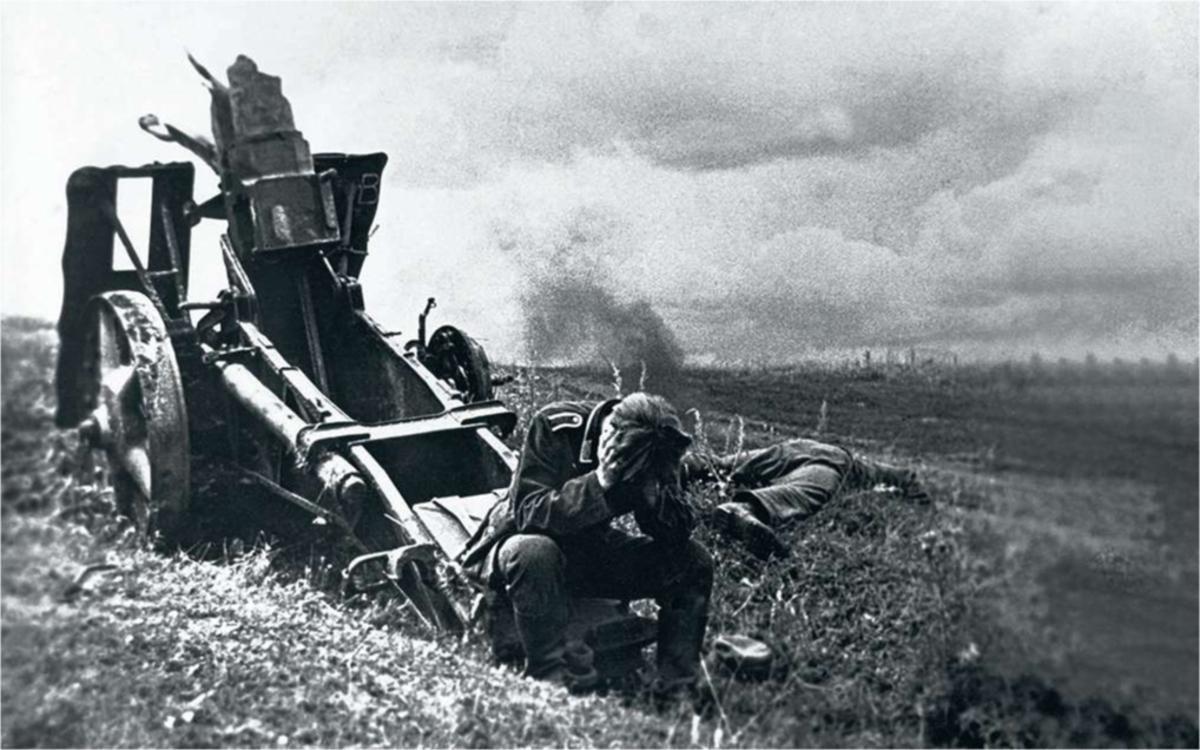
[512,359,1200,721]
[664,361,1200,715]
[2,319,1197,747]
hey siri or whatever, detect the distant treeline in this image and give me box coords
[8,314,1194,389]
[685,344,1197,383]
[691,351,1200,389]
[856,349,1200,386]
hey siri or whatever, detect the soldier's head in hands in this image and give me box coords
[596,393,692,503]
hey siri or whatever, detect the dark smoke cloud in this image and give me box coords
[522,276,684,392]
[496,209,684,392]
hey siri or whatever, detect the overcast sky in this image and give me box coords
[2,2,1196,363]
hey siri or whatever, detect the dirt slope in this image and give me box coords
[3,321,1196,747]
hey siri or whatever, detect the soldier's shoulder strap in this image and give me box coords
[534,401,590,432]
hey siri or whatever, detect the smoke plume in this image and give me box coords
[522,276,684,392]
[499,209,684,392]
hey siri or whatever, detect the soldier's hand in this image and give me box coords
[596,422,621,490]
[638,477,661,511]
[595,464,618,491]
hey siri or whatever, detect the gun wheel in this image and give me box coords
[424,325,493,403]
[79,291,190,544]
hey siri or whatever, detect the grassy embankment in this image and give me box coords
[2,318,1196,747]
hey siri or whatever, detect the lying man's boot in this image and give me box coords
[868,463,930,504]
[902,477,930,504]
[714,500,789,559]
[880,466,930,504]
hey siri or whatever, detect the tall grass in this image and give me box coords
[3,325,1195,748]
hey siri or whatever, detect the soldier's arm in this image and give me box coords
[680,450,752,487]
[633,479,696,545]
[510,412,628,536]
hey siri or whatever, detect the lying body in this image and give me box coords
[685,438,927,558]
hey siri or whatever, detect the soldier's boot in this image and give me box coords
[652,596,710,707]
[715,498,789,559]
[513,611,600,693]
[514,608,567,679]
[498,534,591,689]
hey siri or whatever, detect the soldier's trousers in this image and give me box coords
[733,447,914,528]
[493,528,713,684]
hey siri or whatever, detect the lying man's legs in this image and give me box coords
[738,462,845,526]
[714,462,841,559]
[716,444,927,558]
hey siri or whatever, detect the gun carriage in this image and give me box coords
[54,55,653,677]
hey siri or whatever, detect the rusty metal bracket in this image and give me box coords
[294,421,373,460]
[201,345,257,366]
[158,203,188,306]
[221,235,259,324]
[237,322,345,424]
[342,543,438,581]
[185,194,226,226]
[295,271,331,394]
[236,468,369,551]
[415,297,437,355]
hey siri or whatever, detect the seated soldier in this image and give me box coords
[459,393,713,696]
[685,438,927,559]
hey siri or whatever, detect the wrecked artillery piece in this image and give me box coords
[54,55,654,680]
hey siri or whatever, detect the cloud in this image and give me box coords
[388,4,1103,173]
[2,2,1195,363]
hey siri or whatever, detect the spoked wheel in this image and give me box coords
[423,325,493,403]
[78,291,190,544]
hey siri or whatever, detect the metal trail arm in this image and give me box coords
[209,327,469,630]
[347,445,470,629]
[206,349,368,508]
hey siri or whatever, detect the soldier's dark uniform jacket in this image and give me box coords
[458,399,695,585]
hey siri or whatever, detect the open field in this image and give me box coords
[533,359,1200,711]
[2,318,1197,747]
[676,360,1199,716]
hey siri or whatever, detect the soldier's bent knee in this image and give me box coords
[496,534,565,583]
